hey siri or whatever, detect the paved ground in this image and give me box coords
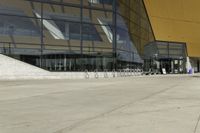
[0,75,200,133]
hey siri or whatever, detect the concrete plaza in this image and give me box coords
[0,75,200,133]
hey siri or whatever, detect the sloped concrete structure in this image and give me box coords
[0,54,143,80]
[0,54,50,79]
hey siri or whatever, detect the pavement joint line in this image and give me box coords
[53,84,179,133]
[193,112,200,133]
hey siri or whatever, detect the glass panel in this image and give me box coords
[88,0,113,5]
[82,9,113,25]
[42,4,80,20]
[52,19,102,41]
[117,0,155,56]
[84,0,113,9]
[116,14,142,63]
[0,4,41,49]
[48,0,80,5]
[0,15,40,37]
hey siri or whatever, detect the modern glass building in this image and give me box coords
[0,0,155,72]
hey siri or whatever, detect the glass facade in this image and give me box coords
[117,0,155,55]
[0,0,154,71]
[144,41,187,74]
[0,7,40,36]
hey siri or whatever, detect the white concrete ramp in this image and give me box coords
[0,54,93,80]
[0,54,50,80]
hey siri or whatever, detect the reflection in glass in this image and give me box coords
[0,7,40,36]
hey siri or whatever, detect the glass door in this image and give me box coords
[160,59,172,74]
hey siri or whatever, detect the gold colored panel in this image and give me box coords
[144,0,200,57]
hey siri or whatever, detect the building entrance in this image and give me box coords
[144,41,187,74]
[160,59,171,74]
[160,59,185,74]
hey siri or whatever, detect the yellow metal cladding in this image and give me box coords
[144,0,200,57]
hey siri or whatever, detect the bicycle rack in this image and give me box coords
[85,70,89,79]
[124,70,128,77]
[129,69,132,76]
[112,69,116,77]
[94,69,99,79]
[139,69,143,76]
[131,69,134,76]
[104,69,108,78]
[120,70,123,77]
[117,70,120,77]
